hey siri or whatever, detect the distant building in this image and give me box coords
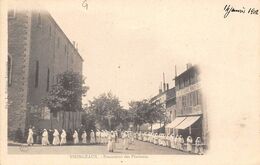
[8,10,83,139]
[150,79,176,133]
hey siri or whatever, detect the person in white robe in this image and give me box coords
[170,134,175,148]
[111,131,116,149]
[179,135,184,151]
[60,129,67,145]
[96,130,101,143]
[195,137,203,154]
[122,132,129,150]
[186,136,193,152]
[130,131,135,144]
[162,135,167,147]
[73,130,79,144]
[90,130,95,144]
[27,128,34,146]
[149,133,153,143]
[41,129,49,146]
[81,131,87,144]
[52,129,60,145]
[107,132,115,152]
[175,135,179,150]
[154,133,158,145]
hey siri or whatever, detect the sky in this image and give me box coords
[8,0,259,110]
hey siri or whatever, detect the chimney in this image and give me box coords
[166,83,169,90]
[186,63,192,70]
[163,72,166,92]
[76,43,78,51]
[73,41,76,47]
[159,82,163,94]
[175,65,177,78]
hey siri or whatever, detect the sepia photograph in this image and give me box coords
[7,8,207,155]
[1,0,260,165]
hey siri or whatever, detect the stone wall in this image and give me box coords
[8,11,31,139]
[8,10,84,139]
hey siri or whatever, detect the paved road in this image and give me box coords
[8,139,190,155]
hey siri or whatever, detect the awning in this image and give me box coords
[165,117,186,128]
[148,123,163,130]
[175,116,201,129]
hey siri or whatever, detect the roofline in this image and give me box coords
[175,65,199,80]
[150,87,175,102]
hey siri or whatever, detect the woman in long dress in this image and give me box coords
[186,136,193,152]
[52,129,60,145]
[111,131,116,149]
[130,131,135,144]
[81,131,87,144]
[27,128,34,146]
[73,130,79,144]
[122,132,129,150]
[60,129,67,145]
[195,137,203,154]
[96,130,101,144]
[175,135,179,150]
[42,129,49,146]
[170,134,175,148]
[107,132,114,152]
[179,135,184,151]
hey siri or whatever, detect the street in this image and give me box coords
[8,139,190,155]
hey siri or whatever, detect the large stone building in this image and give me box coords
[8,10,83,139]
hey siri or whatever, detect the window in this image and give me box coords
[35,61,39,88]
[190,72,193,84]
[198,90,202,105]
[8,55,12,85]
[184,77,189,87]
[37,13,42,27]
[180,78,184,89]
[187,93,190,107]
[182,96,186,107]
[192,91,198,106]
[49,25,51,37]
[57,37,60,48]
[46,68,50,91]
[8,9,16,19]
[189,93,192,106]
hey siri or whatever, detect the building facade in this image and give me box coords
[174,65,208,146]
[8,10,83,139]
[150,82,176,133]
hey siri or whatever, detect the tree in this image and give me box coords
[88,92,123,130]
[43,71,89,129]
[128,99,165,131]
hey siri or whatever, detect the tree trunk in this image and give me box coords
[62,111,65,129]
[68,111,71,130]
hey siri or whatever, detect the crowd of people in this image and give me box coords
[19,127,204,154]
[22,127,135,153]
[135,132,204,154]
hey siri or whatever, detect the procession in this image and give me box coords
[23,127,204,154]
[24,127,135,152]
